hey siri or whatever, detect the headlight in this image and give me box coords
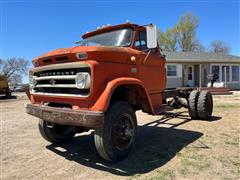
[75,72,91,89]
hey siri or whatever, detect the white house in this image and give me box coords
[164,52,240,89]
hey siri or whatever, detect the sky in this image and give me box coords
[0,0,239,82]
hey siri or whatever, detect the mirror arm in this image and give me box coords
[143,50,151,64]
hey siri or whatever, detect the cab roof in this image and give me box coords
[82,23,144,39]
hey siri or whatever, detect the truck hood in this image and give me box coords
[33,46,140,66]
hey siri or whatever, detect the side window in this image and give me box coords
[167,65,177,76]
[135,31,148,50]
[166,64,182,78]
[135,40,141,48]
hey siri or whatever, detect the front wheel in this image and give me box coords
[94,101,137,162]
[38,119,76,143]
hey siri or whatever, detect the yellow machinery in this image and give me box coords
[0,75,11,97]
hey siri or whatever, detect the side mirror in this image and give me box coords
[146,24,157,49]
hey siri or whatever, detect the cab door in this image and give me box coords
[135,30,166,112]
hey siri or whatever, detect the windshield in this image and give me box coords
[76,28,133,47]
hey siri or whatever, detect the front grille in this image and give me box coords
[31,63,91,97]
[34,87,90,95]
[37,79,75,85]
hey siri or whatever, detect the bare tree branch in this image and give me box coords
[209,40,230,54]
[0,58,29,84]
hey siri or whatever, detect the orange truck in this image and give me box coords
[26,23,213,161]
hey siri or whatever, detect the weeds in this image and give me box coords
[148,170,173,180]
[215,104,240,108]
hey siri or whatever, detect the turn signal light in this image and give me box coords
[76,52,88,60]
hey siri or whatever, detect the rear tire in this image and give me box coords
[188,90,200,119]
[94,101,137,162]
[197,91,213,120]
[38,119,76,143]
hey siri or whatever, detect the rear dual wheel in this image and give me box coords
[94,101,137,162]
[188,90,199,119]
[197,90,213,119]
[188,90,213,120]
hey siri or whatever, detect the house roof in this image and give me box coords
[162,51,240,63]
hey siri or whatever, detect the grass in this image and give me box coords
[218,156,229,168]
[179,153,211,174]
[236,162,240,175]
[179,166,189,177]
[128,170,173,180]
[215,104,240,108]
[225,139,239,146]
[147,170,173,180]
[125,94,239,180]
[127,173,141,180]
[222,133,239,146]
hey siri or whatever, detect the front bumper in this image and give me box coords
[25,104,104,128]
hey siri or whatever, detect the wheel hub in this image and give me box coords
[112,114,135,150]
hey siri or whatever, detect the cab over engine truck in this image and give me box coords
[26,23,213,162]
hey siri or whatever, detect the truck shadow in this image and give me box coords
[46,112,220,176]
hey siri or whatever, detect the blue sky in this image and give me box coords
[0,1,239,82]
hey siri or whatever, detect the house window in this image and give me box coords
[232,65,240,81]
[188,66,193,80]
[167,65,177,76]
[221,66,230,81]
[211,64,240,82]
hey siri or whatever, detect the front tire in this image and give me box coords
[94,101,137,162]
[38,119,76,143]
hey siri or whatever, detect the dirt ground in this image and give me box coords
[1,92,239,180]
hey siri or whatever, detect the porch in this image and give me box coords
[182,64,208,88]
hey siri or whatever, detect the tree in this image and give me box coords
[0,58,29,84]
[191,40,206,52]
[158,25,178,52]
[177,13,199,52]
[210,40,230,54]
[158,13,205,52]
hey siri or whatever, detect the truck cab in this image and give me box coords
[26,23,213,161]
[29,23,166,114]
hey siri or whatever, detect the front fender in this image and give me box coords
[90,77,154,113]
